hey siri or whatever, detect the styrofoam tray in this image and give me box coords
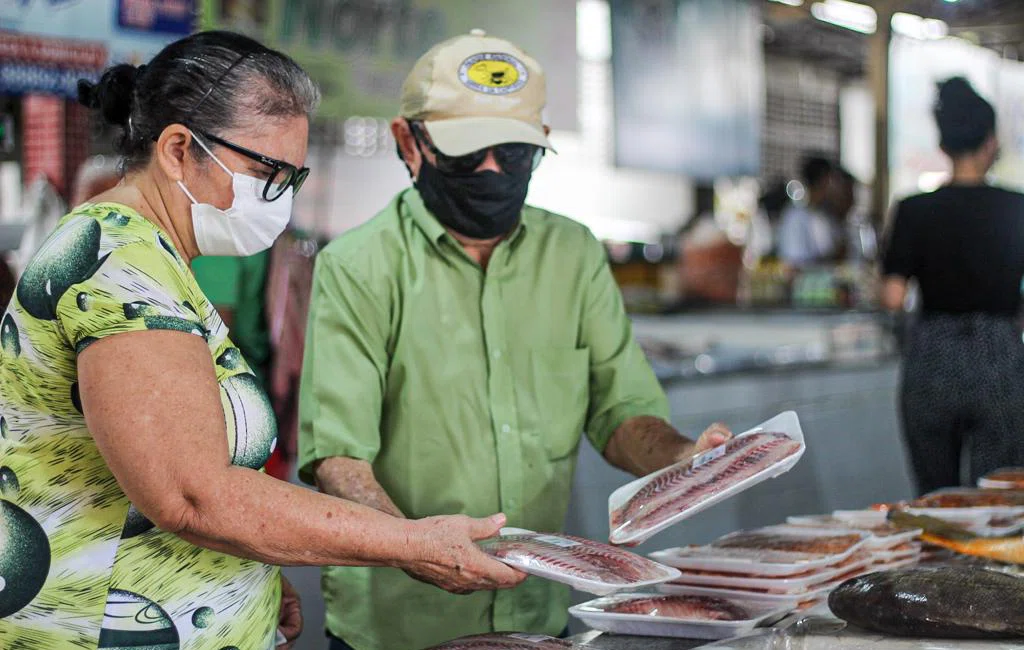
[914,487,1024,510]
[980,473,1024,489]
[569,592,792,640]
[656,581,824,608]
[651,539,866,578]
[785,515,921,550]
[608,412,806,546]
[664,553,873,594]
[871,545,921,564]
[479,528,680,595]
[710,525,871,560]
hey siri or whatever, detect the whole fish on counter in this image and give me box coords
[425,633,575,649]
[610,432,802,536]
[828,566,1024,639]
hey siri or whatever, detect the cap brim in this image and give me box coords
[423,117,555,156]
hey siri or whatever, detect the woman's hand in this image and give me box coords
[276,574,302,649]
[398,513,526,594]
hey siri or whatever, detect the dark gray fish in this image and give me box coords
[828,566,1024,639]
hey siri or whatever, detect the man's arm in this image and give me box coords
[576,233,732,476]
[297,249,398,517]
[603,416,731,477]
[313,457,405,518]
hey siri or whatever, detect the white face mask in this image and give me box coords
[178,130,293,257]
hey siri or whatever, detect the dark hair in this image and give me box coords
[78,30,319,172]
[801,155,834,189]
[934,76,995,156]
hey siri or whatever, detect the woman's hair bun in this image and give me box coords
[77,64,141,128]
[934,76,995,156]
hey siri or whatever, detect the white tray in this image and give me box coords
[651,540,866,578]
[871,544,921,564]
[786,514,922,550]
[979,476,1024,489]
[481,528,680,595]
[608,412,806,546]
[656,582,824,608]
[662,554,873,594]
[569,592,792,640]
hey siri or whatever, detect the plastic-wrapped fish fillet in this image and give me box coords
[600,594,751,620]
[425,633,575,649]
[609,412,806,545]
[477,528,680,595]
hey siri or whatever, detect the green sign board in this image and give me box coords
[201,0,576,126]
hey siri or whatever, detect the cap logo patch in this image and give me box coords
[458,53,528,95]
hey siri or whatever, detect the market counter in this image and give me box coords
[569,631,704,649]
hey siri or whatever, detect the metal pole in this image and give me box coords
[870,0,894,229]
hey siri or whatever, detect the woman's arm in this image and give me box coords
[881,276,908,311]
[78,329,523,592]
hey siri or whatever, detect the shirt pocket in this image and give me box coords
[529,347,590,460]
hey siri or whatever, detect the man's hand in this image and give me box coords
[604,416,733,477]
[276,574,302,649]
[676,421,732,464]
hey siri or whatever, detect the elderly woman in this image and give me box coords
[0,31,521,650]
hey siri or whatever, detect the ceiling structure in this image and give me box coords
[763,0,1024,76]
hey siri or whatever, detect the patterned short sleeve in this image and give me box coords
[47,215,208,354]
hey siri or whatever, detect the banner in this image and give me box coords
[0,0,194,65]
[201,0,577,128]
[609,0,763,177]
[118,0,196,36]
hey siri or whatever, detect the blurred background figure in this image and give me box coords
[881,77,1024,494]
[777,155,844,268]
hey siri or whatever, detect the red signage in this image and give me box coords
[0,31,106,70]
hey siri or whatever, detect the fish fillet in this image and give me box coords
[611,433,801,535]
[982,468,1024,488]
[478,532,676,587]
[426,633,575,649]
[602,594,751,620]
[910,488,1024,509]
[713,531,864,555]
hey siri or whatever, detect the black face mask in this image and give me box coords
[414,158,531,240]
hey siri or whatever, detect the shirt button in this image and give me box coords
[502,424,511,433]
[492,349,502,359]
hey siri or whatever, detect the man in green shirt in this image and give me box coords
[298,30,731,650]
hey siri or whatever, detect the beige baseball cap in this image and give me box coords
[400,29,554,156]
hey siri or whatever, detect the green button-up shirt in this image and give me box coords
[298,188,668,650]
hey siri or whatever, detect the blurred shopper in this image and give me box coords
[882,77,1024,495]
[0,30,524,650]
[778,155,843,267]
[71,155,121,205]
[299,30,732,650]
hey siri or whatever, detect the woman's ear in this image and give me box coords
[154,123,194,182]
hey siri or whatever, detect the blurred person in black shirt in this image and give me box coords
[882,77,1024,494]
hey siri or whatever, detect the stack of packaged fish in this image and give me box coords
[647,525,882,610]
[877,487,1024,538]
[786,509,923,569]
[979,467,1024,490]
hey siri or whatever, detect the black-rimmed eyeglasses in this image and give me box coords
[194,129,310,202]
